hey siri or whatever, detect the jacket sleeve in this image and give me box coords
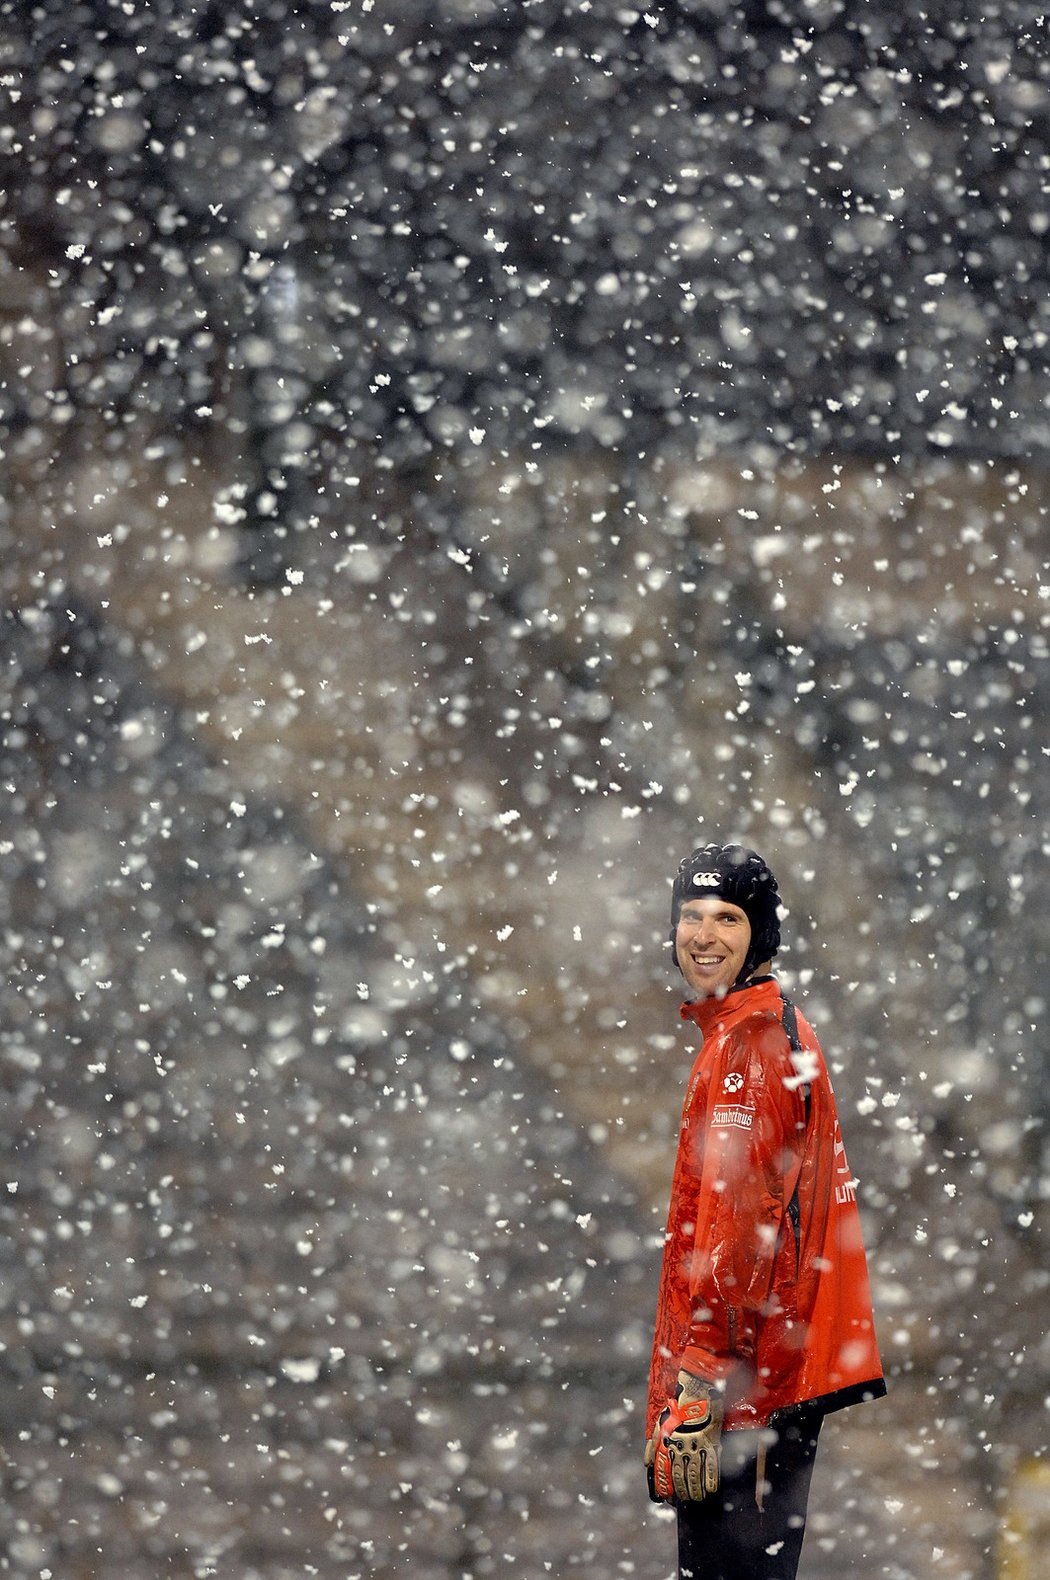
[679,1020,808,1387]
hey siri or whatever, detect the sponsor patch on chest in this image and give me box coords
[712,1104,753,1130]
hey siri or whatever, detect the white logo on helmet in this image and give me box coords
[691,872,722,887]
[723,1071,745,1093]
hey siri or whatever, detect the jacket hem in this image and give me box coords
[771,1375,888,1424]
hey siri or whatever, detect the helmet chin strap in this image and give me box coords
[734,959,773,988]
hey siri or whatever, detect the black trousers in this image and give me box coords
[676,1409,823,1580]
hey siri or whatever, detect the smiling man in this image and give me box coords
[644,842,885,1580]
[675,892,755,999]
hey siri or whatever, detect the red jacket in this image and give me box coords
[647,976,885,1435]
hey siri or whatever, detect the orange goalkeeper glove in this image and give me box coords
[645,1370,724,1503]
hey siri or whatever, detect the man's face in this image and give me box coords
[675,896,752,999]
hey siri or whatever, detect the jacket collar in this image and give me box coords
[680,974,780,1035]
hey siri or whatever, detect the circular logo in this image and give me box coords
[723,1071,744,1093]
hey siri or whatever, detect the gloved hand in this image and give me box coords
[645,1370,724,1503]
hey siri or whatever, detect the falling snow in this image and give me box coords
[2,1,1050,1577]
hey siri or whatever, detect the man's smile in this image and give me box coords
[676,898,752,997]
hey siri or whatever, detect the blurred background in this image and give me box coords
[2,2,1050,1576]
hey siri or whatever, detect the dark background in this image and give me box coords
[2,3,1050,1576]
